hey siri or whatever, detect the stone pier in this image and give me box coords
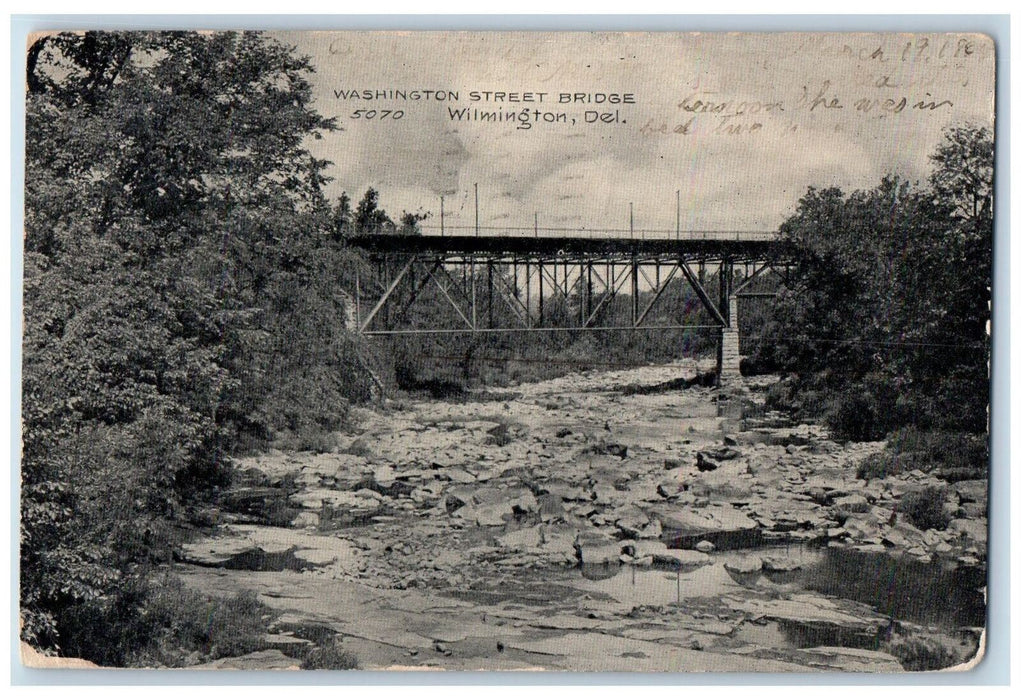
[717,296,742,385]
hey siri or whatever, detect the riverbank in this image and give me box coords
[175,360,987,672]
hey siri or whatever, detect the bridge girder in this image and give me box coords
[347,235,789,337]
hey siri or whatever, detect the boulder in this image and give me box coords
[447,485,538,526]
[761,556,801,573]
[832,495,870,514]
[948,518,987,545]
[588,440,629,459]
[291,511,320,529]
[540,480,591,502]
[724,556,762,575]
[537,493,567,522]
[797,646,903,673]
[652,503,759,539]
[653,549,711,571]
[695,453,720,472]
[804,486,831,506]
[686,465,754,502]
[695,540,716,553]
[614,508,662,540]
[841,514,884,541]
[627,540,668,560]
[497,525,544,551]
[657,479,686,499]
[575,532,625,565]
[539,526,579,562]
[702,446,742,461]
[953,480,988,506]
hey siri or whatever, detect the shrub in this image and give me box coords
[56,576,275,668]
[885,632,963,671]
[900,486,951,531]
[299,640,359,670]
[826,391,886,442]
[856,428,988,481]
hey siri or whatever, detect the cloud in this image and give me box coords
[285,31,995,233]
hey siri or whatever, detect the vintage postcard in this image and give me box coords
[20,29,993,672]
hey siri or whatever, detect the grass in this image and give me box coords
[57,577,278,668]
[856,428,988,482]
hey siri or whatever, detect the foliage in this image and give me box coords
[750,125,992,441]
[900,485,952,531]
[58,576,274,667]
[884,631,965,672]
[299,640,360,670]
[21,30,362,657]
[856,428,989,482]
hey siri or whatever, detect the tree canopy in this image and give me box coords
[752,125,992,440]
[21,30,371,654]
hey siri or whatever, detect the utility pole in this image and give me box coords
[534,211,538,238]
[676,189,680,240]
[440,195,445,236]
[629,202,634,239]
[474,183,479,237]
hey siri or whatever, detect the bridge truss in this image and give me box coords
[347,234,789,338]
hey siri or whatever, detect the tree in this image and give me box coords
[929,124,994,227]
[21,30,352,654]
[331,192,353,240]
[354,187,394,234]
[751,126,992,438]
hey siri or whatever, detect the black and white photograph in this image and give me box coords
[18,28,994,673]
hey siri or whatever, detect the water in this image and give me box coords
[567,545,984,636]
[799,547,985,628]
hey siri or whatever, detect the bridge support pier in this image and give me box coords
[717,296,742,386]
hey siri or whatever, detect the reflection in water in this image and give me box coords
[580,562,622,581]
[800,547,985,628]
[572,545,985,635]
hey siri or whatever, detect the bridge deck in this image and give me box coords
[347,234,785,259]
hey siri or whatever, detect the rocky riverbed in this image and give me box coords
[176,360,987,672]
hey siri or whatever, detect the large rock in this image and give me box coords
[540,480,591,502]
[625,540,668,561]
[761,556,801,573]
[447,485,538,526]
[574,531,625,565]
[881,519,926,549]
[948,517,987,546]
[686,465,754,502]
[831,494,870,514]
[796,647,903,673]
[191,649,301,671]
[695,453,720,472]
[701,446,742,461]
[652,549,712,571]
[539,525,580,563]
[652,503,759,538]
[723,555,762,575]
[953,480,988,506]
[497,525,543,550]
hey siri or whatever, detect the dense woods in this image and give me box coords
[20,30,992,666]
[747,124,992,472]
[21,31,372,661]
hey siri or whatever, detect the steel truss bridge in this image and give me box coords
[346,233,792,382]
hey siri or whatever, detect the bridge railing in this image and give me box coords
[414,224,780,241]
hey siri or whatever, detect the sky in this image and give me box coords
[276,31,995,235]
